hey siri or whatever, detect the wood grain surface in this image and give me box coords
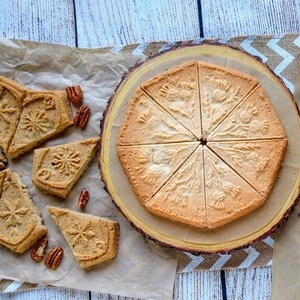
[0,0,299,299]
[74,0,200,48]
[0,0,76,46]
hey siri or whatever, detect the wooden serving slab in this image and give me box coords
[99,44,300,253]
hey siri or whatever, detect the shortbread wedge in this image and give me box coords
[207,85,286,141]
[118,142,199,205]
[198,62,258,138]
[141,61,202,138]
[48,206,119,269]
[204,147,264,229]
[0,76,27,152]
[118,88,196,145]
[207,139,287,198]
[32,138,99,198]
[8,90,73,159]
[0,169,47,253]
[146,146,206,228]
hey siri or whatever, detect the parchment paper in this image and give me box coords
[271,57,300,300]
[103,45,300,251]
[0,38,178,300]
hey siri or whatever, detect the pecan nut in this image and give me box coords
[0,148,8,171]
[73,104,90,129]
[77,189,90,209]
[66,86,83,106]
[44,247,64,269]
[31,236,48,262]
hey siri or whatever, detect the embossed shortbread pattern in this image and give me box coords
[0,76,26,152]
[32,137,99,198]
[118,142,199,205]
[207,85,286,141]
[204,147,264,229]
[0,76,73,159]
[198,62,259,138]
[146,146,206,228]
[207,139,287,198]
[0,169,47,253]
[48,206,119,269]
[8,90,73,159]
[141,61,202,138]
[118,61,287,229]
[118,88,196,145]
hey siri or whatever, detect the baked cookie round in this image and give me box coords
[117,61,287,229]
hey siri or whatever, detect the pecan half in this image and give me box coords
[77,189,90,209]
[73,104,90,129]
[66,86,83,106]
[31,236,48,262]
[0,148,8,171]
[44,247,64,269]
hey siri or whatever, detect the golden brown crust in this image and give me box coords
[207,85,286,141]
[141,61,202,138]
[146,146,206,228]
[0,169,47,253]
[118,142,199,205]
[118,88,196,145]
[0,77,27,152]
[203,147,265,229]
[32,138,99,198]
[207,139,288,198]
[8,90,73,159]
[47,206,119,269]
[117,61,287,230]
[198,61,259,138]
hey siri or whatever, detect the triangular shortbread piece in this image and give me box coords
[203,147,264,229]
[0,76,27,152]
[8,90,73,159]
[198,62,258,138]
[32,138,99,198]
[118,142,199,205]
[146,146,206,228]
[48,206,119,269]
[207,139,287,198]
[207,85,286,141]
[141,62,202,138]
[0,169,47,253]
[118,88,196,145]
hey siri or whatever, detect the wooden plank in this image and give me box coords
[201,0,300,38]
[0,0,76,46]
[174,271,222,300]
[74,0,200,48]
[225,267,272,300]
[0,287,89,300]
[91,271,222,300]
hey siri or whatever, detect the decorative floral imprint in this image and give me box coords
[215,103,269,138]
[135,147,180,185]
[159,77,197,125]
[163,151,202,208]
[137,109,191,140]
[21,109,51,135]
[202,77,240,130]
[52,147,81,176]
[0,198,29,229]
[216,143,269,175]
[66,220,96,246]
[206,155,241,210]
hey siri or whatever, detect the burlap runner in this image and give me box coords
[1,33,299,292]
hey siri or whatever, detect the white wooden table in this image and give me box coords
[0,1,299,299]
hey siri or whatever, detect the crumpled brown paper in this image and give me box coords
[271,57,300,300]
[0,38,178,300]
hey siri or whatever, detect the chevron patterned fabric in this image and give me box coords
[1,33,299,293]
